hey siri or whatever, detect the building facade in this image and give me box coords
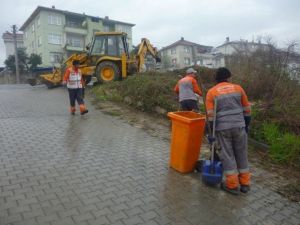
[216,37,269,55]
[159,37,213,70]
[20,6,134,67]
[2,32,24,58]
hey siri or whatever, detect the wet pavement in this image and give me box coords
[0,84,299,225]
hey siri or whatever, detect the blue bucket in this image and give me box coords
[202,160,222,185]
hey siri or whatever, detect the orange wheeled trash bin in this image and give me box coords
[167,111,206,173]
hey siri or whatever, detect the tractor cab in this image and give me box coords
[89,32,129,58]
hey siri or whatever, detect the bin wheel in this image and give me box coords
[195,160,204,173]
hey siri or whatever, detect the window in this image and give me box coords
[49,52,62,63]
[37,17,40,26]
[66,20,81,28]
[196,59,203,65]
[197,47,206,53]
[31,24,35,33]
[184,57,190,65]
[24,31,27,39]
[48,14,62,25]
[38,36,42,46]
[107,36,118,56]
[48,33,62,45]
[103,26,110,32]
[91,36,105,54]
[118,36,125,55]
[67,36,83,48]
[116,26,130,34]
[171,48,176,54]
[172,58,177,65]
[184,46,190,53]
[103,26,108,32]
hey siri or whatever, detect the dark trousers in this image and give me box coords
[68,88,84,107]
[180,99,199,111]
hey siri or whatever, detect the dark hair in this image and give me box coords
[72,60,80,66]
[215,67,231,82]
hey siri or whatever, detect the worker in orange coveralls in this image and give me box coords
[174,68,202,111]
[62,60,88,115]
[206,67,251,195]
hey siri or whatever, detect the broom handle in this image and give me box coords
[211,98,217,163]
[197,75,212,136]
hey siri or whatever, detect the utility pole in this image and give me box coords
[12,25,20,84]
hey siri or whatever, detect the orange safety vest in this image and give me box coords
[64,68,83,89]
[174,75,202,102]
[206,82,251,131]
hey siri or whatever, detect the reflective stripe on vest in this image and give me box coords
[216,108,243,117]
[67,69,82,89]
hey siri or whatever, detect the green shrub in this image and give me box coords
[262,123,300,167]
[263,123,281,144]
[92,72,181,113]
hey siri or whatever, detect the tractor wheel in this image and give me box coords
[96,61,121,83]
[195,159,204,173]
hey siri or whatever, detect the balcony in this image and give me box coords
[64,26,87,35]
[65,45,85,52]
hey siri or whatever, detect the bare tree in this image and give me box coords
[226,36,300,133]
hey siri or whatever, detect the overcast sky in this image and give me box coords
[1,0,300,66]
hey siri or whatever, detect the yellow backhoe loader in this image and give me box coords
[31,32,161,88]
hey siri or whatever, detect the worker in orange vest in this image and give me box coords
[206,67,251,195]
[174,68,202,111]
[62,60,88,115]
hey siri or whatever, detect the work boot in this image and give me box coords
[240,185,250,193]
[221,182,239,195]
[81,109,89,115]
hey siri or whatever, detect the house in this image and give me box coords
[216,37,269,55]
[2,32,24,58]
[159,37,213,69]
[216,37,300,81]
[19,6,135,67]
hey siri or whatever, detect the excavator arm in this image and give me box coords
[136,38,161,72]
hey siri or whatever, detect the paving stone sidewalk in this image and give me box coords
[0,84,299,225]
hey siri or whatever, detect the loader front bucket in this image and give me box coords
[40,70,62,89]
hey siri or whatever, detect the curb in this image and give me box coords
[248,138,269,151]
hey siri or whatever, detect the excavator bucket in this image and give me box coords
[40,68,63,88]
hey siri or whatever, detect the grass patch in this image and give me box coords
[256,123,300,167]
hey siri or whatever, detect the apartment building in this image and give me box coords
[159,37,213,70]
[2,32,24,58]
[20,6,134,67]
